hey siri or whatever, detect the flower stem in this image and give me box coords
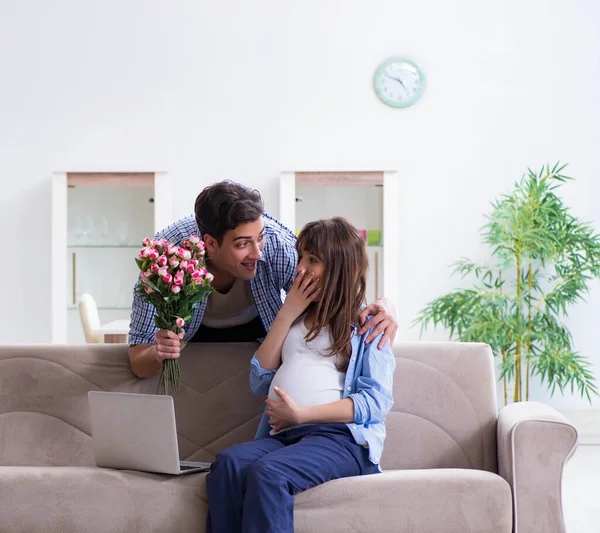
[157,358,181,395]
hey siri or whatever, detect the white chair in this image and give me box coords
[78,293,103,343]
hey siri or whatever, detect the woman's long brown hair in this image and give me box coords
[295,217,368,371]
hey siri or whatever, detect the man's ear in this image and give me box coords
[203,234,218,254]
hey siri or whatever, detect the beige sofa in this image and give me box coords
[0,342,577,533]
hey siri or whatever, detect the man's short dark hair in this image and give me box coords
[194,180,264,243]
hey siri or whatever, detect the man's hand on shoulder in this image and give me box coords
[359,298,398,349]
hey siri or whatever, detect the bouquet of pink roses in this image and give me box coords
[135,235,214,394]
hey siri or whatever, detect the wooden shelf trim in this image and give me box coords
[295,171,384,186]
[67,172,154,187]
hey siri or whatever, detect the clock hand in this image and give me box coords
[383,72,407,91]
[392,76,407,90]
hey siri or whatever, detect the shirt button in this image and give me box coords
[346,387,352,392]
[351,424,357,430]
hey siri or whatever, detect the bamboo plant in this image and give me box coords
[416,163,600,404]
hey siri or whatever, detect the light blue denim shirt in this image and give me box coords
[249,324,396,466]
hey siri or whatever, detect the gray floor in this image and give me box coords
[563,445,600,532]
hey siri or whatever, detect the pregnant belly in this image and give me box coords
[268,361,343,407]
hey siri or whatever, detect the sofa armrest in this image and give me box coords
[497,401,578,533]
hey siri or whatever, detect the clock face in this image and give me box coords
[373,57,426,108]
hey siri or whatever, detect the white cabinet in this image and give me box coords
[51,172,172,343]
[279,171,399,308]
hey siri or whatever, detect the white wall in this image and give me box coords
[1,0,599,409]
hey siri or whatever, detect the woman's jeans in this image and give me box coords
[206,423,377,533]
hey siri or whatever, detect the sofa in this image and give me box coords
[0,341,577,533]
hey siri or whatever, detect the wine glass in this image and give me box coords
[71,216,84,245]
[116,221,129,246]
[98,216,109,245]
[83,216,96,245]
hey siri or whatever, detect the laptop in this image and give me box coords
[88,391,211,475]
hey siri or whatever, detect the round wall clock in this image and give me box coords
[373,57,426,108]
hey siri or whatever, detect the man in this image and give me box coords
[128,180,397,379]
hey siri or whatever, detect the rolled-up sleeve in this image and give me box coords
[250,355,277,396]
[128,280,158,346]
[349,334,395,425]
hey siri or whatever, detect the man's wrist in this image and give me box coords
[150,344,162,366]
[376,296,396,316]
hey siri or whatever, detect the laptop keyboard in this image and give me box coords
[179,461,211,471]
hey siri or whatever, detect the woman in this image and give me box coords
[206,217,396,533]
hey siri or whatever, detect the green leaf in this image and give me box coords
[144,278,161,293]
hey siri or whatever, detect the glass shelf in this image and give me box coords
[68,306,132,311]
[67,245,140,249]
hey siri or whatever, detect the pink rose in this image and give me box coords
[179,260,188,270]
[143,238,152,246]
[186,263,195,273]
[168,256,180,267]
[144,285,154,294]
[189,235,200,244]
[171,285,181,294]
[158,255,168,266]
[158,267,168,277]
[182,250,192,260]
[142,247,151,258]
[148,250,159,261]
[151,263,160,272]
[188,259,198,267]
[196,241,205,250]
[175,317,185,328]
[174,276,183,286]
[167,245,178,256]
[162,273,173,284]
[191,270,201,280]
[205,272,214,282]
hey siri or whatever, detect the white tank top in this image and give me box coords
[268,317,345,411]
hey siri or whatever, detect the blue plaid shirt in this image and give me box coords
[128,213,298,346]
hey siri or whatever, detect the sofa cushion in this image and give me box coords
[0,342,499,474]
[385,342,498,472]
[0,466,207,533]
[294,468,512,533]
[0,343,265,466]
[0,466,512,533]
